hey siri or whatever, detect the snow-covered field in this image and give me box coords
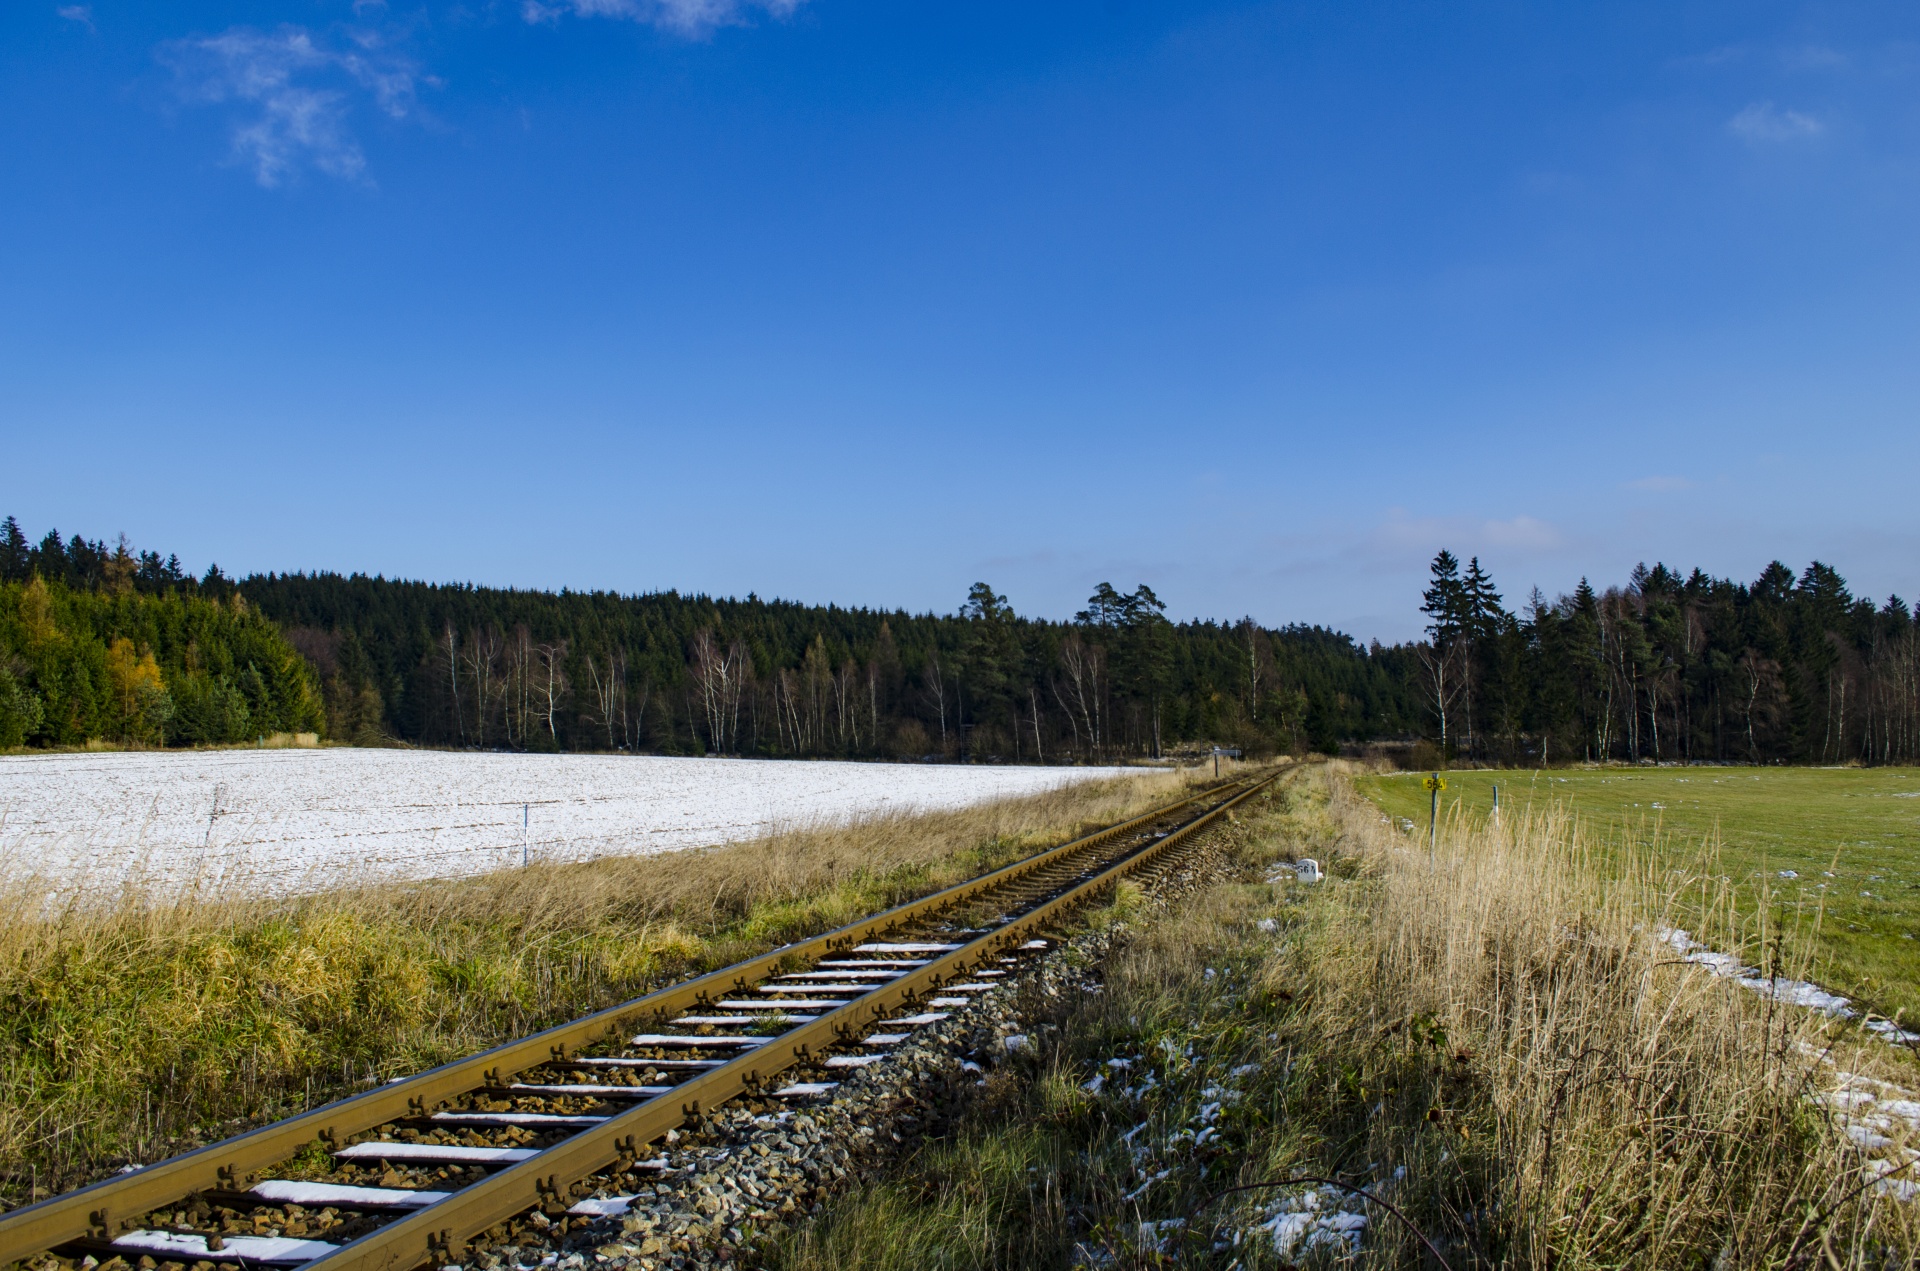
[0,750,1137,897]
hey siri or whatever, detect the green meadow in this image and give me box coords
[1352,765,1920,1025]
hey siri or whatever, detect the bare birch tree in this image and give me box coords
[1417,640,1467,753]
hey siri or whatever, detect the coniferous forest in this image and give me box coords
[4,514,1916,765]
[0,518,1412,758]
[1414,550,1920,765]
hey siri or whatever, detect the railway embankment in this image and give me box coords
[0,771,1261,1271]
[767,763,1920,1270]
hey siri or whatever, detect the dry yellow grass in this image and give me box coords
[1303,761,1915,1266]
[775,762,1919,1269]
[0,767,1189,1212]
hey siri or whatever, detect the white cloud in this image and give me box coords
[1626,475,1695,493]
[57,5,94,31]
[521,0,805,37]
[159,26,423,187]
[1728,101,1824,144]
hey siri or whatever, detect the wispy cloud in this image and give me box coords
[159,25,425,187]
[1728,101,1824,144]
[1626,475,1694,493]
[56,5,94,31]
[521,0,805,38]
[1782,45,1847,72]
[1372,512,1564,555]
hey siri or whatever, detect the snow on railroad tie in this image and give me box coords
[673,1015,806,1026]
[250,1181,450,1209]
[630,1034,768,1048]
[505,1083,673,1097]
[854,942,964,953]
[785,968,907,980]
[113,1232,339,1265]
[818,958,929,968]
[891,1012,952,1026]
[756,984,876,994]
[773,1082,839,1098]
[335,1142,541,1164]
[575,1056,727,1069]
[824,1055,883,1068]
[713,999,849,1010]
[861,1033,910,1046]
[430,1111,608,1127]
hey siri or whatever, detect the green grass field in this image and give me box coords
[1352,765,1920,1025]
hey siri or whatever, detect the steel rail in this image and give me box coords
[0,777,1242,1266]
[296,771,1276,1271]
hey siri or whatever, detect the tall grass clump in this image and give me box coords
[1291,764,1913,1267]
[0,769,1186,1211]
[775,764,1917,1269]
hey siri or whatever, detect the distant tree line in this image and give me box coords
[1415,550,1920,765]
[241,575,1418,760]
[0,519,323,747]
[15,514,1916,767]
[0,516,1418,758]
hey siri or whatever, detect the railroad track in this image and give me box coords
[3,772,1275,1271]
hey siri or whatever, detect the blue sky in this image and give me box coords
[3,0,1917,641]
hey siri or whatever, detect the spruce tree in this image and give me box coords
[1420,550,1466,646]
[0,517,26,582]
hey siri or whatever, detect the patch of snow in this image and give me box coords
[251,1180,448,1208]
[1255,1187,1369,1260]
[1134,1218,1185,1255]
[1660,929,1854,1016]
[0,751,1136,898]
[114,1232,337,1264]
